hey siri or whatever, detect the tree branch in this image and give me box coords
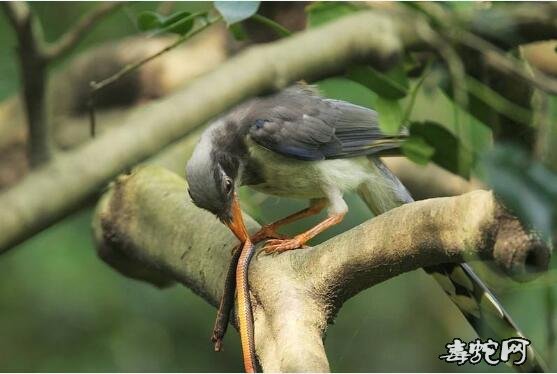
[382,157,483,199]
[92,166,550,372]
[89,14,220,93]
[455,30,557,95]
[2,4,557,251]
[41,2,123,61]
[0,1,29,30]
[2,1,53,166]
[0,10,413,253]
[418,2,557,50]
[1,2,123,167]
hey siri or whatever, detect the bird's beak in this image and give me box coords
[225,194,250,243]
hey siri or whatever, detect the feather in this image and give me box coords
[245,85,406,161]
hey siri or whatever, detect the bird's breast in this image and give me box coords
[242,140,372,199]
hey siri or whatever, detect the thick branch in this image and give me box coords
[92,166,550,372]
[3,4,557,151]
[0,1,29,30]
[464,3,557,49]
[41,2,122,61]
[2,1,53,166]
[0,26,228,176]
[382,157,483,199]
[415,2,557,50]
[0,10,412,253]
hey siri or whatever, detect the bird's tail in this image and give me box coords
[357,156,545,372]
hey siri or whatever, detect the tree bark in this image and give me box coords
[92,166,550,372]
[2,2,54,166]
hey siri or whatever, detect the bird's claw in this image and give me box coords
[251,225,287,243]
[262,237,308,254]
[236,225,288,255]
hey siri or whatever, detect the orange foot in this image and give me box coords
[262,236,309,254]
[251,224,288,243]
[231,225,288,254]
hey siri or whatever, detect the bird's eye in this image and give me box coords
[224,178,233,194]
[254,119,267,129]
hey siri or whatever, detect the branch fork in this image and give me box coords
[93,166,550,372]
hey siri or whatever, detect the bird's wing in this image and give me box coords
[247,86,407,161]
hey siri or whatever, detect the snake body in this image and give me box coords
[236,240,257,373]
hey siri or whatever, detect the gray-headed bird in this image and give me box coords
[185,84,542,373]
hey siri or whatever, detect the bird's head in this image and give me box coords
[185,131,249,242]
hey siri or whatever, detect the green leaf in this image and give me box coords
[410,121,474,178]
[465,75,532,127]
[137,11,164,31]
[410,86,493,155]
[316,77,378,109]
[347,64,408,100]
[251,14,291,37]
[401,136,435,165]
[160,11,195,35]
[214,1,261,25]
[137,10,199,36]
[374,96,404,135]
[229,23,248,41]
[306,1,359,28]
[480,143,557,241]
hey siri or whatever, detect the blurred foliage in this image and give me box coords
[408,121,474,177]
[305,1,360,28]
[137,10,200,36]
[1,1,557,372]
[346,64,409,101]
[479,144,557,242]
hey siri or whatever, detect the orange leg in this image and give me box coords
[262,212,346,254]
[250,198,328,243]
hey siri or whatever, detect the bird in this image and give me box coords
[185,84,543,372]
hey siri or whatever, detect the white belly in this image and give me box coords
[246,143,373,199]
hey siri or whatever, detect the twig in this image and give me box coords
[42,2,123,61]
[87,15,222,137]
[89,15,221,93]
[401,59,431,125]
[251,14,291,38]
[88,94,97,138]
[0,2,29,30]
[455,30,557,95]
[465,75,532,126]
[415,21,467,145]
[416,2,557,95]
